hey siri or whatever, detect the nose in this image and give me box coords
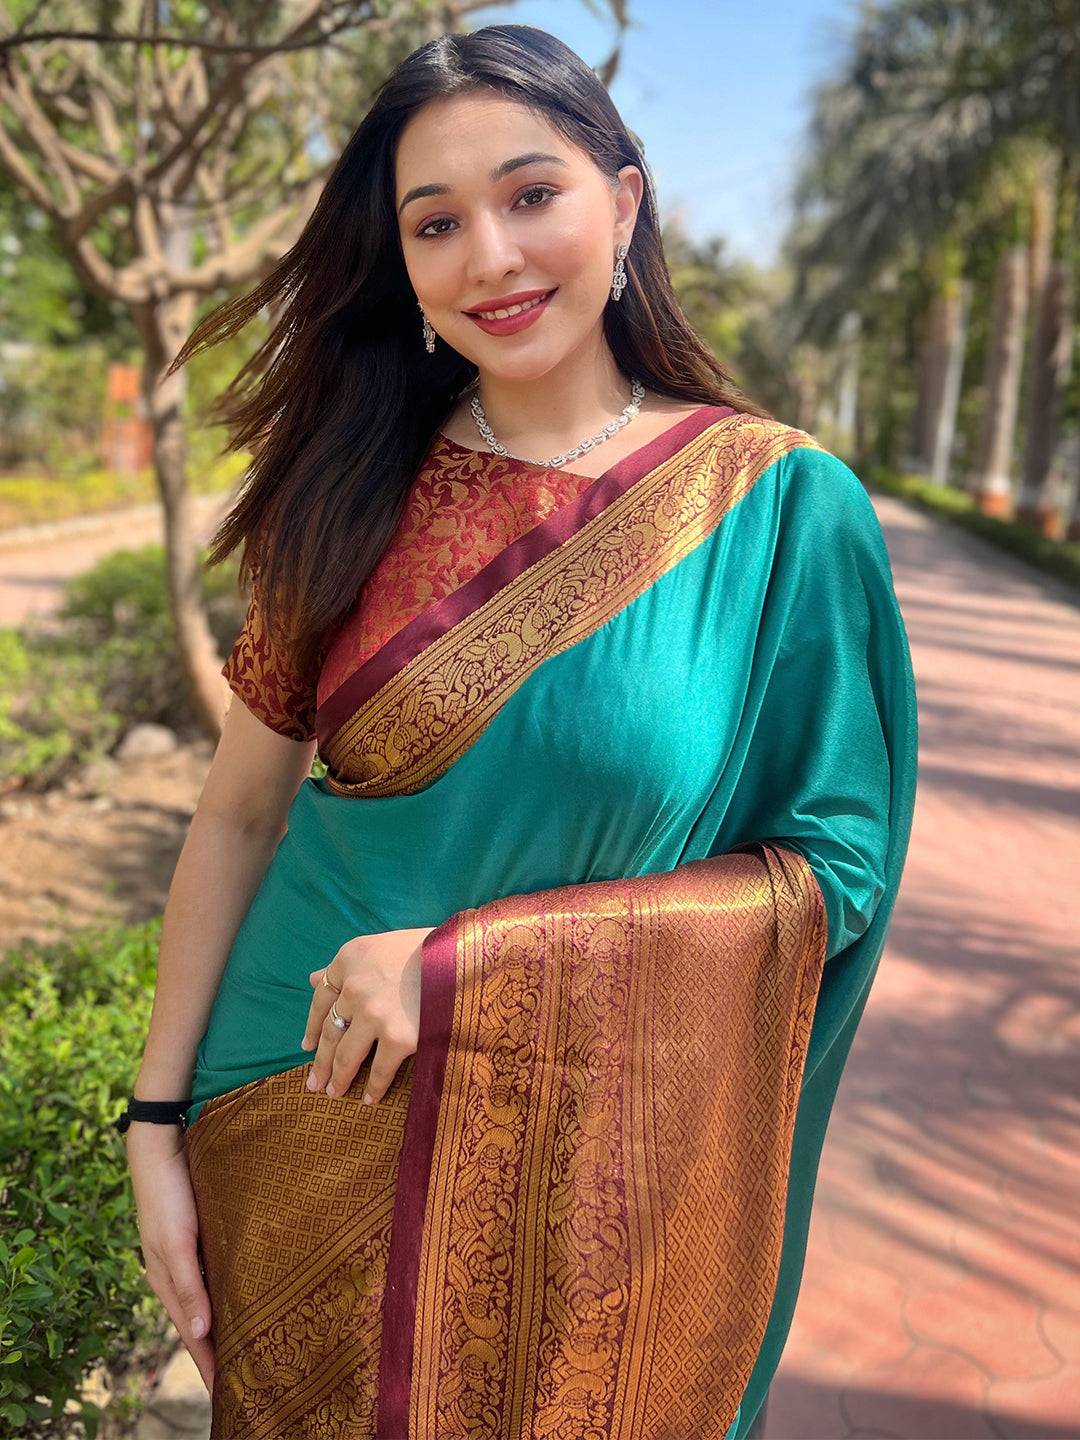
[465,208,525,290]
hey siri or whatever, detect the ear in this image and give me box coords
[614,163,643,244]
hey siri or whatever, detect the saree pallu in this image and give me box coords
[184,406,919,1439]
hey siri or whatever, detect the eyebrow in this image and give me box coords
[397,151,569,217]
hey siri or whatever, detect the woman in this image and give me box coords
[119,23,918,1440]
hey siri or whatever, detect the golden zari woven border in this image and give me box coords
[185,841,827,1439]
[320,416,821,796]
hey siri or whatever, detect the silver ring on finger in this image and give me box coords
[329,998,351,1030]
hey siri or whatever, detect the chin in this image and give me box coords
[464,350,566,384]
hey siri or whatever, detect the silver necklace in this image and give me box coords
[467,376,647,469]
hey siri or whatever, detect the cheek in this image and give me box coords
[530,209,605,281]
[404,249,459,309]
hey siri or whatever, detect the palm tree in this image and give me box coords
[783,0,1079,535]
[1019,146,1077,535]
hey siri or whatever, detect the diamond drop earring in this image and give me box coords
[611,242,629,302]
[418,299,435,353]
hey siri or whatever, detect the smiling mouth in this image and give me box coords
[466,288,557,320]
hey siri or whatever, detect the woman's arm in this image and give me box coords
[133,696,317,1099]
[125,696,316,1393]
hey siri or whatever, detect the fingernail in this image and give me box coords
[190,1316,206,1338]
[306,1073,318,1091]
[300,1037,314,1050]
[325,1081,337,1097]
[363,1093,373,1105]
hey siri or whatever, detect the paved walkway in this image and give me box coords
[0,492,231,628]
[770,492,1080,1438]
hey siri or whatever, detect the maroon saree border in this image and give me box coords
[377,912,461,1438]
[314,403,735,749]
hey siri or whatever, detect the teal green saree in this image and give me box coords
[183,404,918,1439]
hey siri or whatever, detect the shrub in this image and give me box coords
[56,544,245,729]
[866,464,1080,593]
[0,919,173,1437]
[0,627,120,793]
[0,544,245,791]
[0,344,109,478]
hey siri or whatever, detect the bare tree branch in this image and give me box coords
[0,105,58,213]
[166,169,331,295]
[0,1,374,60]
[4,61,83,210]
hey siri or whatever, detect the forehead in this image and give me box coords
[394,92,576,184]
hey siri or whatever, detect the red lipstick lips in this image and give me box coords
[465,287,557,336]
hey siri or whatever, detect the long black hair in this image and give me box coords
[167,23,772,677]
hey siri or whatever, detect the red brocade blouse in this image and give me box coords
[220,430,608,743]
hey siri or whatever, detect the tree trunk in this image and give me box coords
[970,245,1028,518]
[1066,432,1080,542]
[910,293,950,475]
[134,178,232,741]
[792,346,820,434]
[921,279,972,486]
[834,309,861,462]
[1016,148,1076,539]
[814,382,836,446]
[137,303,231,739]
[1026,150,1056,326]
[1016,258,1075,538]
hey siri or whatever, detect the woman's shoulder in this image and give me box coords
[709,414,872,507]
[777,435,880,530]
[702,416,889,568]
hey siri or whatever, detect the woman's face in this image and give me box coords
[394,91,642,383]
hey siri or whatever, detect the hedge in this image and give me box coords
[0,919,173,1437]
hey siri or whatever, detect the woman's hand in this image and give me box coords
[126,1123,215,1395]
[302,926,436,1104]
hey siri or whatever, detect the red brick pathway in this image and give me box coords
[767,493,1080,1438]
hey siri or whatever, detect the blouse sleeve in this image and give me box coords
[221,570,320,742]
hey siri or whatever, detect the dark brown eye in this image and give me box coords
[417,216,454,239]
[517,185,556,208]
[416,185,556,239]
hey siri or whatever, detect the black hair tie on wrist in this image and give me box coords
[114,1096,193,1134]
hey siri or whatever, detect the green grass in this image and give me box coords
[0,451,250,532]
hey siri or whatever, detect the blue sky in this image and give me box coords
[466,0,864,267]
